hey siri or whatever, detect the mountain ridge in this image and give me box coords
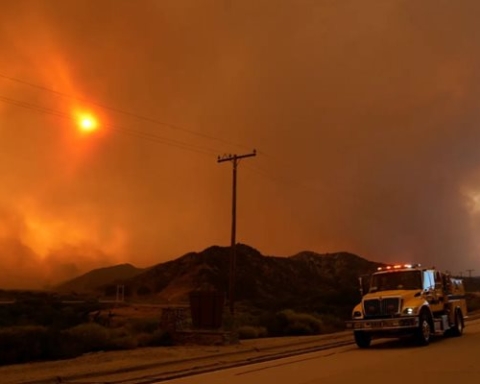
[55,244,383,314]
[56,263,146,294]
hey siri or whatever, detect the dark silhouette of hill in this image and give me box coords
[57,244,382,314]
[55,263,145,293]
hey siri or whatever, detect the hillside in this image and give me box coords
[55,263,145,294]
[57,244,382,315]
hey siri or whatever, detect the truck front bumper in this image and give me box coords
[345,317,419,332]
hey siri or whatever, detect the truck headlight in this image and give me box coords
[353,311,362,318]
[402,307,418,315]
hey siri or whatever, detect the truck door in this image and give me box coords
[423,270,444,312]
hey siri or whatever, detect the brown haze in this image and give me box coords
[1,0,480,288]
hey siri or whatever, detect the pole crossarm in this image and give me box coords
[217,150,257,163]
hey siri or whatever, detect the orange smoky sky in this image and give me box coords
[1,0,480,288]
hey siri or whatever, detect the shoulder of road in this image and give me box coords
[3,312,480,384]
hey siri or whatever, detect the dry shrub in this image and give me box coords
[238,325,268,339]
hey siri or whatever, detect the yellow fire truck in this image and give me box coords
[345,264,467,348]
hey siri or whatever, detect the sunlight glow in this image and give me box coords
[76,113,98,133]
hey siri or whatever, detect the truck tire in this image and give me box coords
[414,310,431,346]
[450,310,464,337]
[354,331,371,348]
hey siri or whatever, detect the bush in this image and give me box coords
[136,332,154,347]
[149,329,173,346]
[0,307,175,365]
[127,318,160,334]
[266,309,323,336]
[238,325,268,339]
[108,327,138,350]
[285,321,315,335]
[0,326,64,365]
[136,332,166,347]
[63,323,109,354]
[0,299,102,330]
[316,313,346,333]
[109,335,138,350]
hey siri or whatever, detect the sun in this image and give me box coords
[76,113,99,133]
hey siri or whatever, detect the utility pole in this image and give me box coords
[218,150,256,316]
[116,284,125,303]
[467,269,474,278]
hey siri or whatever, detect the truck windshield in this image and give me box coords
[369,271,422,292]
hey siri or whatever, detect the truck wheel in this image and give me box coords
[414,310,431,346]
[354,331,371,348]
[450,310,464,337]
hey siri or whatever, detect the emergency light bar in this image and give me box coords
[377,263,421,271]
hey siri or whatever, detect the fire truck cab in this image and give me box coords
[345,264,467,348]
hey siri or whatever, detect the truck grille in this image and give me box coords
[363,298,401,318]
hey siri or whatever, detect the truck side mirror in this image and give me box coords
[359,275,370,296]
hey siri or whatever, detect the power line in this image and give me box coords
[1,93,316,191]
[249,149,326,191]
[0,72,250,151]
[0,95,69,120]
[244,162,327,194]
[0,94,221,156]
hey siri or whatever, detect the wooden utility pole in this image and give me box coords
[467,269,474,278]
[218,150,256,315]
